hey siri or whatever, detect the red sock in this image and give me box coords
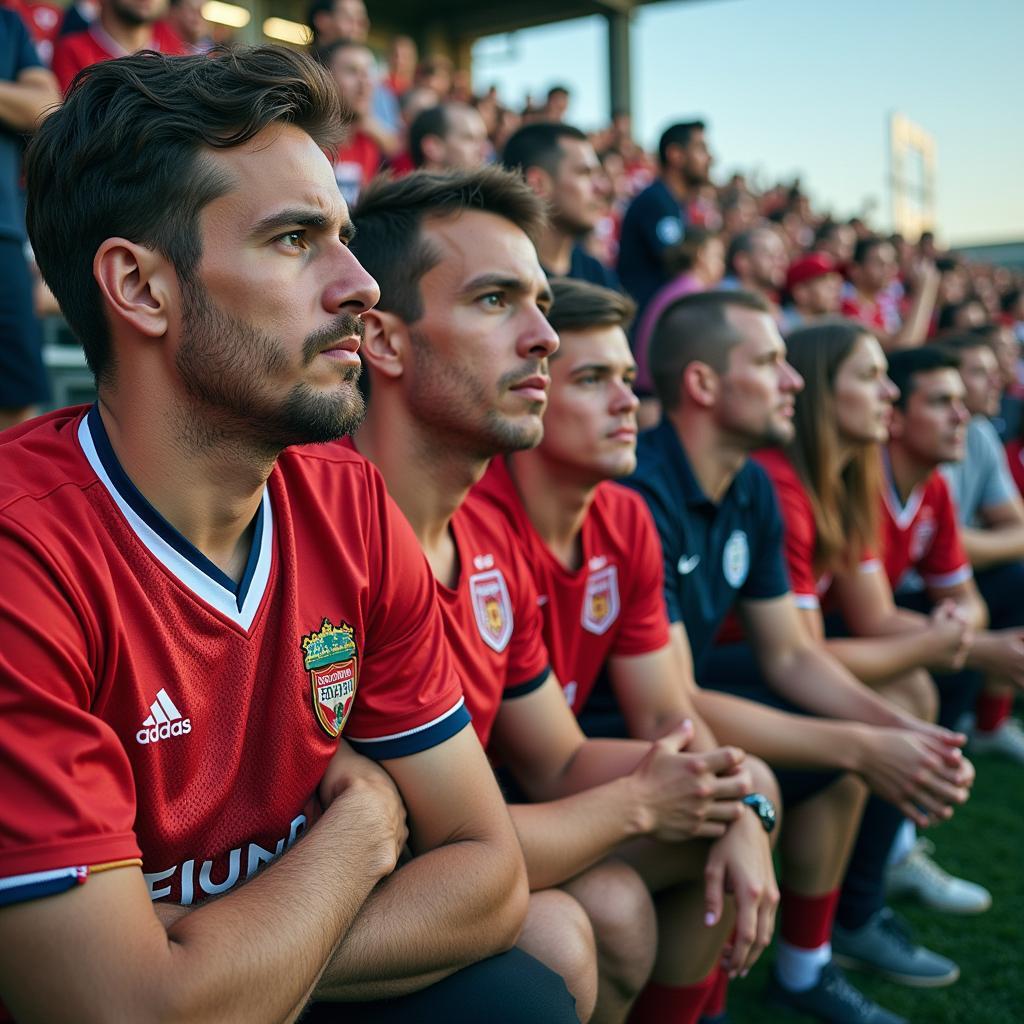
[702,965,729,1018]
[628,970,717,1024]
[779,887,840,949]
[975,691,1013,733]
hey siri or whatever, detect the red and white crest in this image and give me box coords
[910,515,936,562]
[582,566,620,635]
[469,568,514,652]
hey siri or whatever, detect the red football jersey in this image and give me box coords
[436,492,551,746]
[334,439,550,747]
[474,458,669,715]
[753,449,881,610]
[880,464,972,594]
[0,407,468,913]
[51,20,187,92]
[1006,439,1024,499]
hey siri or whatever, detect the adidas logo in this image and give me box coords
[136,688,192,745]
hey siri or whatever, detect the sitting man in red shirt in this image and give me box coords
[348,168,777,1024]
[51,0,186,93]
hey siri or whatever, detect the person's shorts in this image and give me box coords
[302,947,579,1023]
[0,238,49,409]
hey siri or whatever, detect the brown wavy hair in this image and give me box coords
[25,45,347,384]
[784,319,883,573]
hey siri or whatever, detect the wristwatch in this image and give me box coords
[742,792,777,834]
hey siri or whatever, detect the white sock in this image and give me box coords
[887,819,917,867]
[775,938,831,992]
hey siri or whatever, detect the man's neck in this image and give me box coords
[97,394,271,584]
[506,449,596,571]
[99,9,154,52]
[534,223,574,278]
[661,169,690,204]
[667,409,747,504]
[886,441,933,503]
[356,399,484,583]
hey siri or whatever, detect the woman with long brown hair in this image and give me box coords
[754,320,990,990]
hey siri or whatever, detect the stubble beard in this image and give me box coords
[175,282,366,456]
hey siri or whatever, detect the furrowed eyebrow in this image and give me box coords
[250,209,354,241]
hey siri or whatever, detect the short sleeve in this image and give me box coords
[629,477,684,624]
[739,469,791,601]
[611,497,671,657]
[343,476,471,760]
[0,523,140,892]
[976,419,1017,513]
[920,478,972,589]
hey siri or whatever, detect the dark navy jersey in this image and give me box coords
[540,244,621,292]
[616,178,686,315]
[623,419,790,671]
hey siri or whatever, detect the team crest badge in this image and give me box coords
[302,619,359,738]
[910,516,936,562]
[469,569,514,652]
[582,566,620,635]
[722,530,750,589]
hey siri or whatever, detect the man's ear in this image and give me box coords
[93,238,174,340]
[682,360,719,410]
[360,309,408,380]
[523,164,554,200]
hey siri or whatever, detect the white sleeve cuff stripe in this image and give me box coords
[793,594,821,609]
[346,696,466,744]
[924,566,973,588]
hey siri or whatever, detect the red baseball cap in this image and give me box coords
[786,252,838,291]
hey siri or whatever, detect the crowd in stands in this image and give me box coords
[2,4,1024,1024]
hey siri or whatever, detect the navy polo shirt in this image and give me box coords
[616,178,686,315]
[540,244,622,292]
[624,419,790,671]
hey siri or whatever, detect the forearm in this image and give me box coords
[315,833,526,1001]
[508,777,649,890]
[895,279,939,348]
[824,630,936,683]
[0,79,59,131]
[960,524,1024,570]
[693,689,864,772]
[762,644,906,727]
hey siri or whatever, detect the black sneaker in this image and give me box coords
[767,962,907,1023]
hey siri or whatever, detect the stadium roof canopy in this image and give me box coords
[263,0,693,117]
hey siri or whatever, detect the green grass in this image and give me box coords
[727,750,1024,1023]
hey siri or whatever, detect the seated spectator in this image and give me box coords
[408,101,489,172]
[542,83,570,122]
[4,0,62,64]
[164,0,210,54]
[722,226,787,322]
[616,119,711,322]
[0,6,58,430]
[633,227,724,394]
[306,0,400,136]
[384,33,416,98]
[841,236,939,350]
[51,0,187,93]
[414,53,453,98]
[936,298,988,333]
[939,334,1024,763]
[814,220,856,267]
[720,187,758,237]
[780,251,842,332]
[501,122,618,288]
[323,39,389,206]
[976,320,1024,439]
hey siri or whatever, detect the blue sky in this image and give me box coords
[472,0,1022,246]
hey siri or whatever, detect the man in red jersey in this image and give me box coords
[348,173,781,1024]
[478,279,979,1024]
[51,0,186,93]
[0,47,583,1024]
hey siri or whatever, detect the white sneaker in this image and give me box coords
[969,717,1024,765]
[887,838,991,915]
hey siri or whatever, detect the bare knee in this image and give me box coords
[519,889,598,1023]
[564,860,657,1002]
[879,668,939,723]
